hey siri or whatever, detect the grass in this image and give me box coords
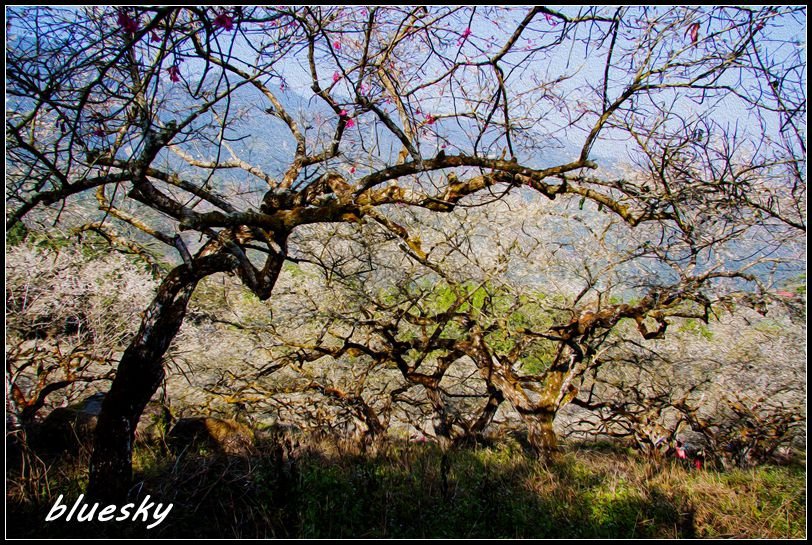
[6,435,806,539]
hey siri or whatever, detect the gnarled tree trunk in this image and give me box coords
[87,254,235,502]
[463,327,577,461]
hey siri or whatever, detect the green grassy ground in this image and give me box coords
[7,437,806,538]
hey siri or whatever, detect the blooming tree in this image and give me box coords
[6,6,805,501]
[6,239,157,429]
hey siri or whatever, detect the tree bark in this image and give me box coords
[524,409,559,459]
[462,331,568,460]
[470,388,504,436]
[426,386,454,451]
[86,254,236,502]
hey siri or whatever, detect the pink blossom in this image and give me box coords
[544,13,557,26]
[349,166,356,174]
[360,83,369,94]
[333,40,341,50]
[458,27,472,45]
[332,71,341,83]
[425,113,436,125]
[213,12,234,31]
[117,10,139,35]
[686,22,700,45]
[167,65,181,83]
[338,109,356,128]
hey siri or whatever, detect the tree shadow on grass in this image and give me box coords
[8,437,698,539]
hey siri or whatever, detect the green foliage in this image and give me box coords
[283,261,306,278]
[24,229,76,252]
[782,274,806,295]
[6,221,29,246]
[190,274,271,324]
[375,279,565,375]
[677,318,714,341]
[753,318,783,336]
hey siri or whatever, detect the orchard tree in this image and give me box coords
[564,300,806,465]
[6,237,157,430]
[6,6,805,501]
[269,193,714,456]
[185,231,504,451]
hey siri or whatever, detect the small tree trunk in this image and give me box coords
[471,389,503,437]
[426,386,454,451]
[87,255,235,502]
[525,410,559,460]
[360,403,386,449]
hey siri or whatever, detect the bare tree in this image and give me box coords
[6,6,805,500]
